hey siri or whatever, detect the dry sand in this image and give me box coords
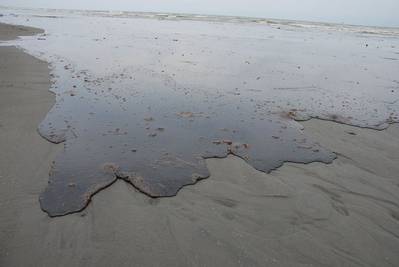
[1,23,399,267]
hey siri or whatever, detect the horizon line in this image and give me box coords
[1,4,399,29]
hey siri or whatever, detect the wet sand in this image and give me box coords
[2,10,399,217]
[0,22,44,40]
[1,23,399,267]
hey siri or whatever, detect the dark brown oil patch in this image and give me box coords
[2,11,398,218]
[38,67,336,217]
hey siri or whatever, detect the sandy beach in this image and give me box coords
[1,18,399,267]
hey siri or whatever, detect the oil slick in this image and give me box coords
[0,7,397,216]
[38,67,335,216]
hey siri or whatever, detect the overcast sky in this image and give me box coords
[1,0,398,27]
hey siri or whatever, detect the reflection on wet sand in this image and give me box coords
[0,7,397,216]
[38,67,335,216]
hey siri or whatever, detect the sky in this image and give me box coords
[0,0,398,27]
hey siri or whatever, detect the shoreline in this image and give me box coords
[0,22,399,266]
[0,22,44,40]
[2,5,399,30]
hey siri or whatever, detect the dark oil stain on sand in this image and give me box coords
[38,66,335,217]
[15,14,396,217]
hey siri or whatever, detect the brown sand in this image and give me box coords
[0,23,399,267]
[0,22,43,40]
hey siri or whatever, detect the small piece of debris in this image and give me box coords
[223,140,233,145]
[177,111,194,118]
